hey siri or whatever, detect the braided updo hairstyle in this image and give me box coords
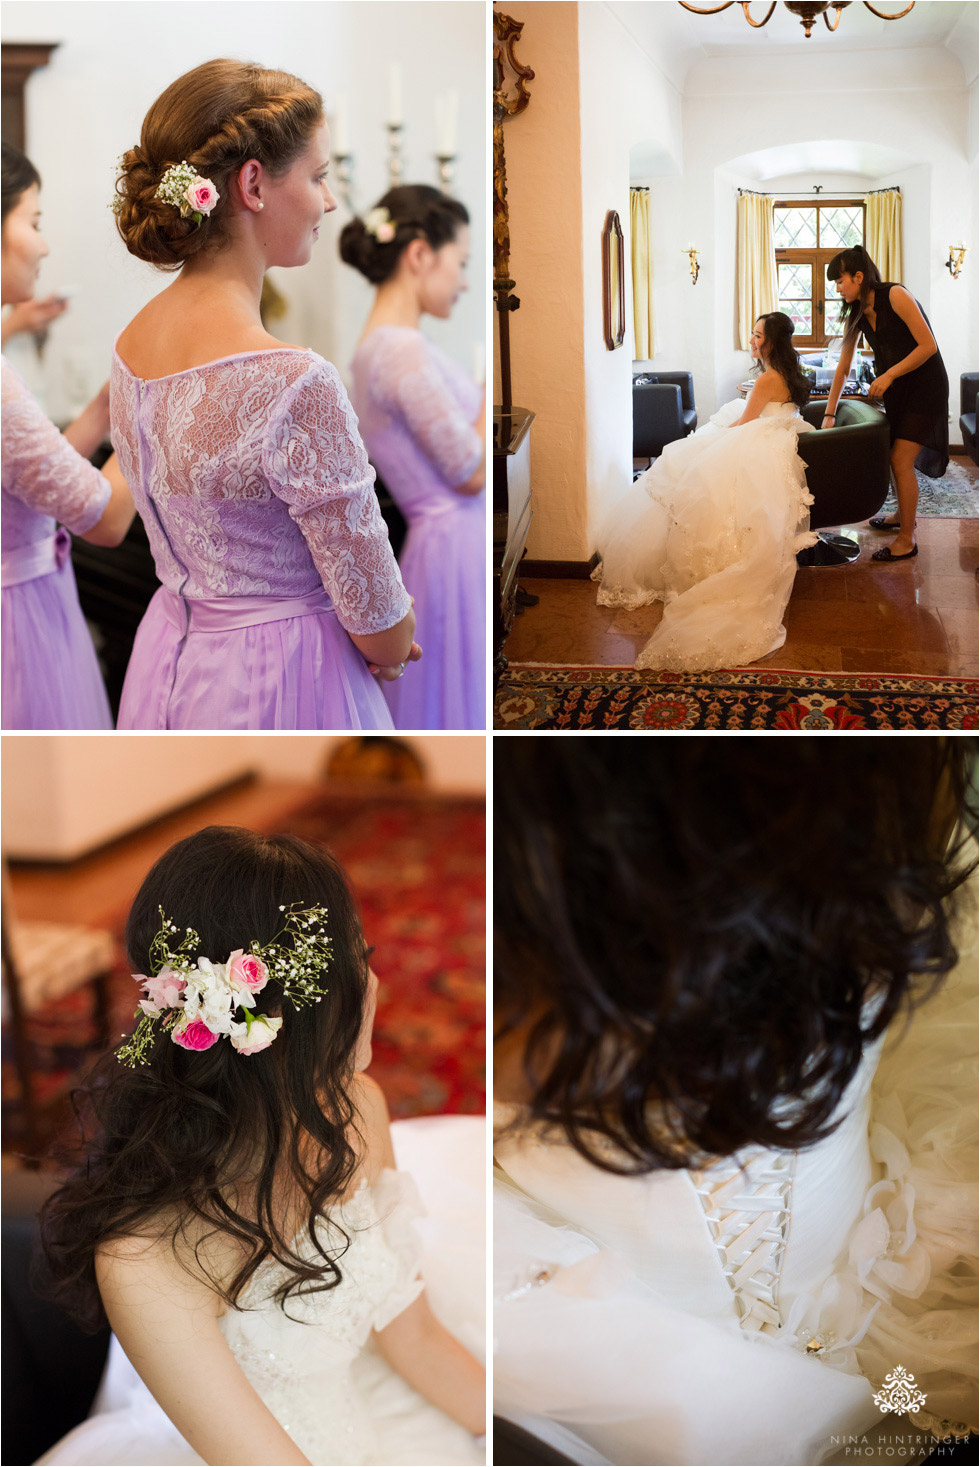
[339,184,469,285]
[113,58,323,271]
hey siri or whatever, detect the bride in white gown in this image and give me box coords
[594,312,817,672]
[493,739,977,1467]
[35,826,484,1466]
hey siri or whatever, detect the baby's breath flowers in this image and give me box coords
[116,904,331,1068]
[154,162,219,225]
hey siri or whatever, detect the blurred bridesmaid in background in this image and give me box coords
[1,143,134,730]
[342,186,486,731]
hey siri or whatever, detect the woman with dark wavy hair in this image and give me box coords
[824,244,949,563]
[494,738,977,1467]
[38,826,484,1465]
[593,310,816,672]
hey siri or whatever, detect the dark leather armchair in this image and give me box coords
[633,372,697,469]
[795,397,891,565]
[960,374,977,463]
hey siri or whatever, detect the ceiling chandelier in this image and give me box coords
[678,3,915,39]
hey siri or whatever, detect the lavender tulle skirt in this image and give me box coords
[118,587,393,731]
[384,496,486,731]
[1,547,112,731]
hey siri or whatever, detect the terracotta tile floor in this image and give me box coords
[504,459,979,680]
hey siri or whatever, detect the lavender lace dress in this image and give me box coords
[1,358,112,730]
[110,345,411,730]
[350,328,485,731]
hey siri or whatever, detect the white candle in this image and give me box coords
[333,94,349,156]
[440,89,458,155]
[388,64,402,126]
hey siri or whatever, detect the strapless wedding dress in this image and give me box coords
[39,1116,485,1466]
[494,895,977,1466]
[593,398,817,672]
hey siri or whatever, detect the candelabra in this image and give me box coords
[386,124,405,189]
[436,154,457,192]
[333,154,355,214]
[684,248,701,285]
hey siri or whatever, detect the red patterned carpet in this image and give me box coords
[3,791,485,1154]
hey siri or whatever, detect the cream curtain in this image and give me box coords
[630,189,655,359]
[865,190,903,282]
[736,193,778,350]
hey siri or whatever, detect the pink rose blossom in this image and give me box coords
[185,180,218,216]
[230,1014,283,1055]
[376,222,395,243]
[228,949,269,995]
[134,967,186,1015]
[172,1018,220,1051]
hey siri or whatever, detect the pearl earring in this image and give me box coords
[256,202,264,211]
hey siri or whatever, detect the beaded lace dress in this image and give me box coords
[109,345,411,730]
[494,882,978,1466]
[593,398,817,673]
[39,1118,486,1467]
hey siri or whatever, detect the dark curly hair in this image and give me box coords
[754,311,811,409]
[826,245,884,350]
[112,59,323,271]
[495,739,976,1176]
[38,826,371,1330]
[1,142,41,227]
[339,184,469,285]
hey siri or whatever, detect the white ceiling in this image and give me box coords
[609,0,978,85]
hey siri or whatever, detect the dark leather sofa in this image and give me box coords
[633,372,697,468]
[960,374,977,463]
[796,397,892,565]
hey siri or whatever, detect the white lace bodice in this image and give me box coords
[1,357,111,551]
[216,1169,425,1465]
[109,346,411,636]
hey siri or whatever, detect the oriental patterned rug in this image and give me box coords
[494,664,978,731]
[3,793,485,1157]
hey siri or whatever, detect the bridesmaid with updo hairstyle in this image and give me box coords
[341,186,486,731]
[110,59,419,730]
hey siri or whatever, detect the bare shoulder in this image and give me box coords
[349,1073,396,1179]
[95,1211,233,1313]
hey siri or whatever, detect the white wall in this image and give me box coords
[578,1,683,550]
[1,1,485,421]
[1,734,486,860]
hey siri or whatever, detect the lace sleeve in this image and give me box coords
[369,1169,426,1332]
[1,358,111,534]
[369,331,482,489]
[264,358,411,636]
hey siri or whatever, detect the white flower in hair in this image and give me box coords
[364,206,396,243]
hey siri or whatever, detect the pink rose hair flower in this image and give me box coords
[135,966,186,1015]
[172,1017,220,1052]
[228,950,270,995]
[185,179,218,217]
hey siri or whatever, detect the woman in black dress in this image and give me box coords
[822,245,948,562]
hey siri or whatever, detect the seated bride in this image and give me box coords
[594,311,817,673]
[493,739,977,1467]
[36,826,485,1466]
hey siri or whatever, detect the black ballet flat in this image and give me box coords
[871,544,918,562]
[868,516,916,531]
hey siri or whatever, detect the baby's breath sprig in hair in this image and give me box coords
[154,161,220,226]
[115,903,331,1068]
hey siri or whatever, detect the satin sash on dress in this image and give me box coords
[1,527,71,588]
[153,585,338,636]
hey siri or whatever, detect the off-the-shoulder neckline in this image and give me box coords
[111,334,321,384]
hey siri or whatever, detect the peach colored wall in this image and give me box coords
[500,2,590,561]
[1,737,486,861]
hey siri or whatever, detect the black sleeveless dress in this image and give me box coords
[859,283,949,478]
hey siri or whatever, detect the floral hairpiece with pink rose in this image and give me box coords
[154,161,220,225]
[363,206,396,244]
[116,903,331,1068]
